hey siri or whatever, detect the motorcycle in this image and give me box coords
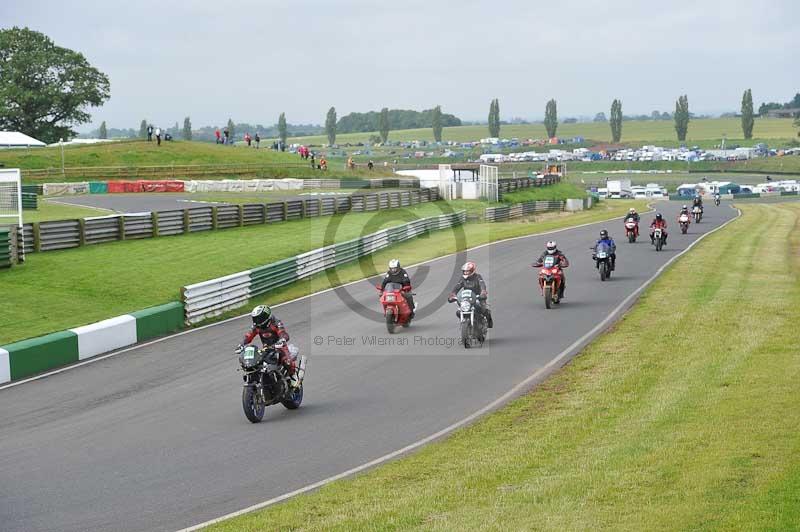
[593,241,613,281]
[535,255,564,309]
[237,343,306,423]
[714,196,721,206]
[652,226,665,251]
[692,205,703,223]
[679,213,690,234]
[451,288,487,348]
[624,217,638,243]
[376,282,415,333]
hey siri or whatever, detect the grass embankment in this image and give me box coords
[501,182,587,203]
[0,199,646,345]
[22,200,111,223]
[290,117,797,145]
[209,202,800,531]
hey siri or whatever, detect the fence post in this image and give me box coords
[32,222,41,252]
[318,198,322,217]
[237,204,244,227]
[262,203,267,224]
[211,206,218,230]
[118,215,126,241]
[300,199,306,219]
[183,209,190,234]
[78,218,86,247]
[151,211,159,238]
[283,201,288,221]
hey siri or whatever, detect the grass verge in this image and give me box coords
[22,199,111,223]
[208,202,800,531]
[501,182,587,203]
[1,199,645,345]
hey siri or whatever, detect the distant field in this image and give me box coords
[290,117,798,145]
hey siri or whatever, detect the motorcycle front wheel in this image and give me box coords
[281,383,304,410]
[544,285,553,309]
[242,385,265,423]
[599,261,608,281]
[656,238,663,251]
[461,320,471,349]
[628,232,636,243]
[385,309,396,334]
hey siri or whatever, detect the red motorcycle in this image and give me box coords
[534,256,564,309]
[376,282,414,333]
[624,217,639,243]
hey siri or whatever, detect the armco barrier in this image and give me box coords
[0,302,185,384]
[182,211,467,324]
[22,192,37,210]
[484,200,565,222]
[20,188,441,255]
[0,228,10,268]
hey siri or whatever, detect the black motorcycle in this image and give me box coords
[237,343,305,423]
[592,241,614,281]
[451,289,488,348]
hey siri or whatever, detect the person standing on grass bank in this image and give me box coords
[155,127,162,146]
[245,132,251,147]
[254,133,260,148]
[310,153,315,168]
[223,126,229,144]
[147,124,153,141]
[215,128,221,144]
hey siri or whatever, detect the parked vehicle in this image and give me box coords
[376,282,414,333]
[237,343,306,423]
[607,179,633,199]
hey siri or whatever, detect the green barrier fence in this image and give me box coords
[0,228,10,268]
[249,257,300,296]
[22,192,37,210]
[89,181,108,194]
[130,302,184,341]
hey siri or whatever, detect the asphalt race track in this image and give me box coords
[0,202,737,532]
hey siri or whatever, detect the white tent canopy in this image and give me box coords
[0,131,46,148]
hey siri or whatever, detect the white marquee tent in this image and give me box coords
[0,131,46,148]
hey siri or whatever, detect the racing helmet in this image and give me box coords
[251,305,272,328]
[388,258,401,275]
[461,261,476,278]
[655,213,663,221]
[546,241,557,254]
[629,207,636,214]
[599,230,608,239]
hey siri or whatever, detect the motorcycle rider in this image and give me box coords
[624,207,640,237]
[533,241,570,299]
[380,259,415,318]
[236,305,300,388]
[692,194,704,212]
[650,213,668,245]
[714,191,721,205]
[447,261,493,328]
[678,204,691,220]
[593,230,616,271]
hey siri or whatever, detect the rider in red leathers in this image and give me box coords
[237,305,300,387]
[650,213,668,245]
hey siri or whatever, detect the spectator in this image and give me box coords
[310,153,315,169]
[255,133,260,148]
[347,156,355,170]
[368,160,374,170]
[147,125,153,142]
[320,156,328,171]
[155,126,162,146]
[223,127,229,144]
[215,129,221,144]
[245,132,252,147]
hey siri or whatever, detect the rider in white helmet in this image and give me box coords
[447,261,493,328]
[533,241,570,298]
[381,259,415,318]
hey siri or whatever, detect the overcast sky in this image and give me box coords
[2,0,798,131]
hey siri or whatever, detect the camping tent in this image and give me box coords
[0,131,46,148]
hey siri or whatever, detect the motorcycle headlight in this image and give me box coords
[460,301,471,312]
[385,294,396,302]
[597,252,607,258]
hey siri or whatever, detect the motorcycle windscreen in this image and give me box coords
[595,242,611,257]
[543,255,556,268]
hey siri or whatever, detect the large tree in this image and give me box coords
[741,89,754,140]
[0,27,110,143]
[183,116,192,140]
[674,94,690,141]
[139,119,148,138]
[325,107,337,146]
[610,99,623,142]
[432,105,443,142]
[379,107,390,143]
[544,99,558,138]
[488,99,500,137]
[98,121,107,139]
[278,112,287,144]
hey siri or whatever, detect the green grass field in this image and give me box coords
[209,202,800,532]
[22,200,111,222]
[0,199,645,345]
[290,117,798,145]
[501,182,587,203]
